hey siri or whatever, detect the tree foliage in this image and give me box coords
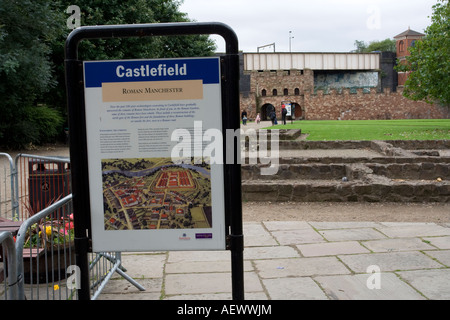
[396,0,450,106]
[0,0,65,148]
[353,38,396,53]
[1,0,216,149]
[46,0,216,119]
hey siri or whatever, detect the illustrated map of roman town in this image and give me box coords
[101,158,212,230]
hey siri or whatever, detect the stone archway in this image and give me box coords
[261,103,275,121]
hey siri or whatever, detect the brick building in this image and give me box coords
[394,28,425,86]
[239,29,449,121]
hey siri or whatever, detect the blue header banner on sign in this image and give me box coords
[84,57,220,88]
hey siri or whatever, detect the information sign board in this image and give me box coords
[83,57,226,251]
[282,101,292,117]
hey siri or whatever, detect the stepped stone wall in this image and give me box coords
[241,140,450,203]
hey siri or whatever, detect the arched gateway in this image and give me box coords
[260,103,275,121]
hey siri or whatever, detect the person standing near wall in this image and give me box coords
[281,104,287,125]
[241,110,248,125]
[269,110,277,125]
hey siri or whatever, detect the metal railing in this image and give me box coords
[14,154,71,222]
[13,194,144,300]
[0,153,145,300]
[0,231,18,300]
[15,194,75,300]
[0,153,17,221]
[89,251,145,300]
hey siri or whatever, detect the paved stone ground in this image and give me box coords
[98,220,450,300]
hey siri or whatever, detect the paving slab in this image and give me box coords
[397,269,450,300]
[297,241,370,257]
[165,273,231,295]
[424,250,450,267]
[319,228,387,241]
[376,223,450,238]
[422,236,450,249]
[165,293,232,300]
[164,272,263,296]
[164,292,268,300]
[263,221,313,231]
[243,222,278,246]
[119,253,166,278]
[168,250,230,263]
[254,256,350,278]
[379,222,432,227]
[165,260,254,274]
[338,251,444,273]
[315,273,425,300]
[271,228,325,245]
[263,277,328,300]
[310,222,383,230]
[362,238,436,252]
[102,278,161,294]
[244,245,300,260]
[98,292,161,300]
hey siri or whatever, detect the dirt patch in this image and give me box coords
[243,201,450,223]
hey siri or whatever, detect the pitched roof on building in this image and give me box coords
[394,28,425,39]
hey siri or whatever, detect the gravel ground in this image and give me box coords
[242,201,450,223]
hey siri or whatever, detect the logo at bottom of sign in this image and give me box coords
[195,233,213,239]
[179,233,191,240]
[178,233,213,240]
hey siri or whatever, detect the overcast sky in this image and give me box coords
[179,0,437,53]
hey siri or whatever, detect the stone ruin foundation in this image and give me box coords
[241,133,450,203]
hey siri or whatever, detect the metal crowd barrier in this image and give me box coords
[15,194,75,300]
[14,193,144,300]
[89,251,145,300]
[15,154,71,222]
[0,153,17,221]
[0,153,144,300]
[0,231,18,300]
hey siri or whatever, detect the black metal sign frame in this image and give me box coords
[65,22,243,300]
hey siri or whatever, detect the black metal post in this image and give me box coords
[221,52,244,300]
[64,58,91,300]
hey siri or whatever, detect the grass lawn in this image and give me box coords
[267,119,450,141]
